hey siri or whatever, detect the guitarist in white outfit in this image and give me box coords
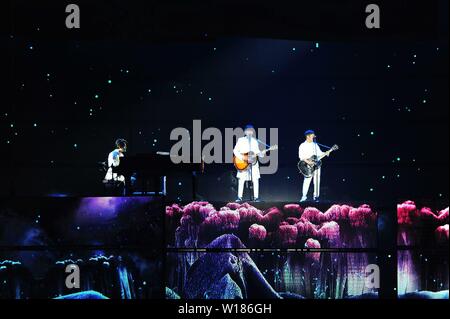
[233,125,263,202]
[299,130,330,202]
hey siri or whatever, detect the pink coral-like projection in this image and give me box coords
[349,204,376,228]
[283,204,303,217]
[167,201,377,248]
[277,224,298,246]
[397,200,418,225]
[304,238,321,262]
[435,224,449,244]
[203,209,240,233]
[248,224,267,241]
[397,200,449,246]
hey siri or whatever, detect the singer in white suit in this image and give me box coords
[233,125,263,201]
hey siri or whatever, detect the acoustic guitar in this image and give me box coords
[233,145,278,171]
[297,144,339,178]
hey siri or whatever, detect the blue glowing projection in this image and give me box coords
[0,197,163,299]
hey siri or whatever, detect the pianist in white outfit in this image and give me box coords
[104,138,128,183]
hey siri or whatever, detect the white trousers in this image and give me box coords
[238,178,259,199]
[105,168,125,183]
[302,168,321,198]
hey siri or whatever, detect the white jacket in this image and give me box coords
[104,149,125,182]
[233,136,263,180]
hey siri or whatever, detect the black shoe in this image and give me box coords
[235,197,243,203]
[253,198,261,202]
[313,197,320,203]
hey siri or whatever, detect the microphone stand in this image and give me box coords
[314,140,332,150]
[255,138,270,148]
[312,137,331,201]
[248,134,254,201]
[245,136,270,201]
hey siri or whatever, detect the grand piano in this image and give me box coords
[112,152,204,198]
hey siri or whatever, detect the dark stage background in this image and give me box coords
[2,1,449,205]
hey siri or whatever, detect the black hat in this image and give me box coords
[304,129,315,136]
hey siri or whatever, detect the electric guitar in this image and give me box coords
[233,145,278,171]
[297,144,339,178]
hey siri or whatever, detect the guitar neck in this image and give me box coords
[318,149,334,160]
[261,147,275,155]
